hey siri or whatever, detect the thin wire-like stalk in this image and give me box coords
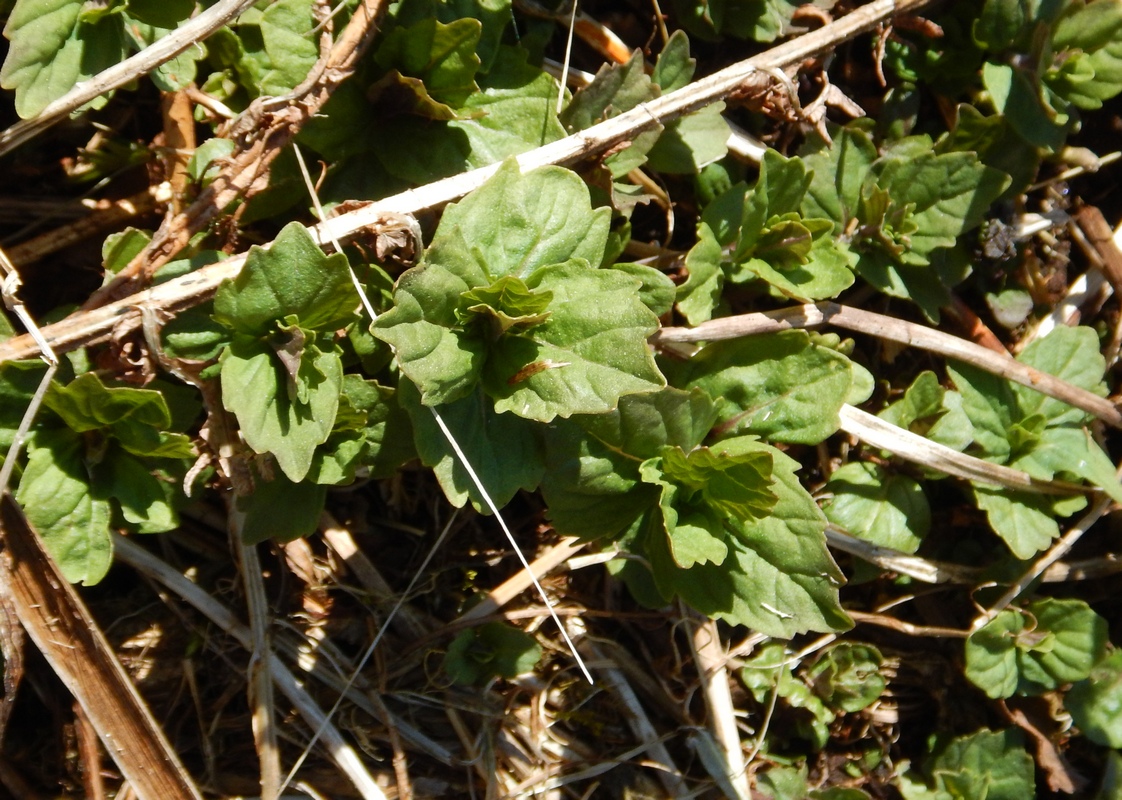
[429,407,594,684]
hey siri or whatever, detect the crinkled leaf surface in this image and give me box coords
[541,388,713,539]
[807,642,887,713]
[372,254,489,407]
[220,334,342,482]
[213,221,359,336]
[541,418,657,540]
[17,429,112,585]
[44,372,170,433]
[824,462,929,554]
[377,165,658,418]
[643,437,850,637]
[900,728,1035,800]
[965,598,1107,699]
[666,330,854,444]
[483,262,665,421]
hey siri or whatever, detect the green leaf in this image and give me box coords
[1012,325,1108,422]
[949,326,1121,552]
[213,222,359,337]
[162,306,232,364]
[368,47,566,182]
[655,445,777,522]
[541,387,713,540]
[1068,649,1122,748]
[670,0,797,42]
[937,104,1041,198]
[741,236,856,303]
[666,330,854,445]
[1049,0,1122,110]
[579,386,717,459]
[742,642,836,751]
[252,0,319,95]
[965,598,1108,698]
[220,334,342,483]
[95,447,179,533]
[676,222,725,325]
[44,372,172,433]
[610,262,677,317]
[646,103,729,174]
[237,472,327,545]
[801,126,878,232]
[868,151,1010,264]
[541,418,657,540]
[974,0,1030,50]
[983,61,1068,151]
[401,381,545,512]
[448,46,567,163]
[429,160,612,280]
[483,262,665,421]
[17,429,112,585]
[1,0,127,118]
[824,462,930,554]
[102,228,150,278]
[375,17,482,108]
[125,0,193,30]
[188,138,237,184]
[972,485,1087,559]
[390,0,511,73]
[900,728,1035,800]
[122,17,199,92]
[647,438,851,636]
[561,49,657,130]
[807,643,886,713]
[443,621,541,685]
[339,376,417,479]
[652,30,695,92]
[457,274,553,335]
[0,361,48,451]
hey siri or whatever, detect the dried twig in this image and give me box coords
[0,0,939,364]
[111,533,391,800]
[655,302,1122,429]
[89,0,388,306]
[457,536,587,624]
[0,497,204,800]
[0,0,261,157]
[686,611,749,800]
[838,404,1091,495]
[971,492,1117,632]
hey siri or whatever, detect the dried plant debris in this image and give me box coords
[3,0,1122,797]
